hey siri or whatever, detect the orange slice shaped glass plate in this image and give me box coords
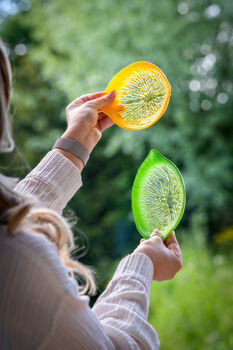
[101,61,171,130]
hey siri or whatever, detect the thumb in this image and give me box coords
[164,231,182,257]
[86,90,116,111]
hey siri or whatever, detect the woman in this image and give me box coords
[0,39,182,349]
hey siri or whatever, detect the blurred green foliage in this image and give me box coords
[149,228,233,350]
[0,0,233,348]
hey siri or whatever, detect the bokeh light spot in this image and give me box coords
[177,2,189,15]
[204,4,221,19]
[189,80,201,92]
[201,99,212,111]
[14,43,27,56]
[217,92,228,104]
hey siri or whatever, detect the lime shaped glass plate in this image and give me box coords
[132,150,186,240]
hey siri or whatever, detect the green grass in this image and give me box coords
[148,233,233,350]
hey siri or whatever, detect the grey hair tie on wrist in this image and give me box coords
[53,138,90,166]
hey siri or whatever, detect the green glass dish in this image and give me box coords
[132,150,186,240]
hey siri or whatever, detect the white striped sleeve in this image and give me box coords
[92,253,160,349]
[14,150,82,214]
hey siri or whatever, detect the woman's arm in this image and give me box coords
[92,230,182,348]
[92,253,160,349]
[14,91,116,214]
[14,150,83,214]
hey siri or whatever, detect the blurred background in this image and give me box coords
[0,0,233,349]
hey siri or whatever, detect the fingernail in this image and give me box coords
[150,231,161,238]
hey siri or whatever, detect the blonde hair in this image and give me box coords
[0,39,96,295]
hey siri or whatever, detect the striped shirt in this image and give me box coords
[0,151,159,349]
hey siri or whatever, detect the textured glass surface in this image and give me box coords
[139,165,183,235]
[119,69,168,125]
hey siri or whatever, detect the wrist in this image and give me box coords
[53,136,90,170]
[53,148,84,171]
[133,247,153,263]
[62,129,93,153]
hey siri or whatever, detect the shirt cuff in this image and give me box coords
[113,253,154,294]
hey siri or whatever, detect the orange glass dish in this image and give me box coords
[101,61,171,130]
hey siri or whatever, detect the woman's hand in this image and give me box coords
[133,230,182,281]
[63,91,115,152]
[54,91,116,170]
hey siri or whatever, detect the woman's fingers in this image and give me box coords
[86,90,116,110]
[164,231,182,257]
[72,92,105,106]
[98,112,115,131]
[165,231,178,246]
[150,229,162,242]
[150,229,161,238]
